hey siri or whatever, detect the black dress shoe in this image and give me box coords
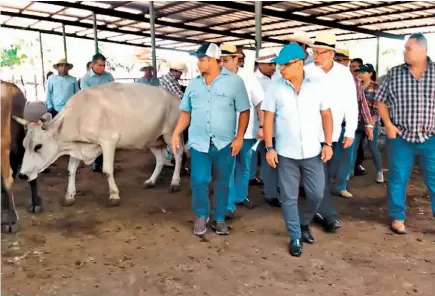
[236,198,254,209]
[265,197,281,208]
[354,165,366,176]
[313,213,341,233]
[301,225,315,244]
[289,239,303,257]
[249,178,263,186]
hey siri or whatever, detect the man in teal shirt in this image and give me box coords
[136,63,160,86]
[171,42,250,236]
[80,53,114,172]
[45,58,79,117]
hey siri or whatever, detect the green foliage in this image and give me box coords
[0,42,27,67]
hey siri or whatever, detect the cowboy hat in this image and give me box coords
[287,31,313,46]
[311,31,337,51]
[53,58,73,70]
[335,48,350,58]
[219,43,243,57]
[167,60,188,73]
[255,48,278,63]
[139,62,154,71]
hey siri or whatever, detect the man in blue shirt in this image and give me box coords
[45,58,79,117]
[136,63,160,86]
[262,43,333,257]
[80,53,114,172]
[171,42,251,236]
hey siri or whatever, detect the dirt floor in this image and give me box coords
[1,150,434,296]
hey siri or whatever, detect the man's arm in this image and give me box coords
[234,77,251,139]
[45,78,54,110]
[108,72,114,82]
[321,109,333,144]
[236,110,250,139]
[261,84,277,147]
[251,75,265,127]
[80,75,90,89]
[343,73,359,139]
[73,78,79,94]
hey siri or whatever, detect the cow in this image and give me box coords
[14,82,184,207]
[1,80,43,233]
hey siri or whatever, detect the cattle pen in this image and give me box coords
[1,1,435,295]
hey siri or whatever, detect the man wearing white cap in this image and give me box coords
[160,60,188,168]
[45,58,79,117]
[171,42,250,236]
[307,31,359,233]
[219,43,265,216]
[136,63,160,86]
[255,48,281,207]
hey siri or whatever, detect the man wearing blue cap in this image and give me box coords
[262,43,334,257]
[171,42,251,236]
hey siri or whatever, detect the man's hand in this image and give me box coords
[385,123,401,139]
[365,127,374,141]
[171,133,181,156]
[342,137,354,149]
[266,149,278,168]
[230,136,243,156]
[321,145,333,163]
[257,127,264,140]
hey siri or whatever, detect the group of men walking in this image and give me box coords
[42,31,434,257]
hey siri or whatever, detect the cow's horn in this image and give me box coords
[12,116,30,126]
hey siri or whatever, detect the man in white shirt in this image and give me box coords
[255,48,281,208]
[306,32,359,233]
[262,43,333,257]
[219,43,265,215]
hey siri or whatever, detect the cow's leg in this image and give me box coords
[63,156,80,206]
[1,176,18,234]
[100,144,120,206]
[28,179,43,213]
[143,147,165,189]
[169,142,183,193]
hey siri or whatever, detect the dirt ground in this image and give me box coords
[1,150,434,296]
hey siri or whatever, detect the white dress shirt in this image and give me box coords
[304,61,358,142]
[237,67,264,139]
[262,75,331,160]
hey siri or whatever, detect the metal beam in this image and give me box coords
[255,1,262,57]
[285,1,349,13]
[157,2,208,19]
[93,13,98,54]
[150,1,157,78]
[2,11,205,46]
[38,1,287,44]
[206,1,404,40]
[315,1,415,17]
[1,24,190,52]
[375,37,380,74]
[39,32,45,88]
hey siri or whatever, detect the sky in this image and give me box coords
[1,27,434,102]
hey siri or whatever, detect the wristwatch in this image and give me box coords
[265,146,274,152]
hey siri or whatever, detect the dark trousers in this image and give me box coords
[317,144,339,220]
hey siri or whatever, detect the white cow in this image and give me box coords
[14,82,184,206]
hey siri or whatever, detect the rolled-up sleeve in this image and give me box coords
[45,78,54,109]
[233,77,250,112]
[261,84,277,113]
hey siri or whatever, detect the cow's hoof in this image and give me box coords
[1,223,18,234]
[27,204,43,214]
[62,198,76,207]
[142,181,155,189]
[169,184,180,193]
[108,198,121,207]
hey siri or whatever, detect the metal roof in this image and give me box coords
[1,1,435,50]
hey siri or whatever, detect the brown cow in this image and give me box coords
[1,80,43,233]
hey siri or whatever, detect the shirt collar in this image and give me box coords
[89,69,108,77]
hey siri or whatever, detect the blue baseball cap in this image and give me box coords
[272,43,305,65]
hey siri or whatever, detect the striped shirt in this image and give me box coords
[160,72,183,98]
[375,58,435,143]
[363,82,380,123]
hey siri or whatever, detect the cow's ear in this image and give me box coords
[40,112,52,124]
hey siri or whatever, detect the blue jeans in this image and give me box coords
[387,136,435,221]
[333,127,356,191]
[190,143,235,222]
[166,145,173,162]
[250,145,259,180]
[228,139,257,213]
[259,140,280,199]
[277,154,325,240]
[367,124,383,172]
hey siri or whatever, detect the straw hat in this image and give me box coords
[311,31,337,51]
[53,58,73,70]
[220,43,243,57]
[255,48,278,63]
[335,48,350,58]
[168,60,187,72]
[139,62,154,71]
[287,31,313,46]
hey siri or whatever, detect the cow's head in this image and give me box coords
[13,113,61,181]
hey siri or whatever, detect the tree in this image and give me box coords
[0,41,27,68]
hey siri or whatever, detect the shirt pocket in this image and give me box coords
[190,91,202,110]
[213,91,234,109]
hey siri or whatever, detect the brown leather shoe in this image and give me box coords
[390,220,407,234]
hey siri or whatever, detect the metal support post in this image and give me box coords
[375,37,380,74]
[150,1,157,77]
[255,1,262,58]
[62,24,68,60]
[93,13,98,54]
[39,32,46,89]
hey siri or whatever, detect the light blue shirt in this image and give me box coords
[80,69,114,89]
[136,76,160,86]
[45,74,79,112]
[180,67,250,153]
[261,74,331,160]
